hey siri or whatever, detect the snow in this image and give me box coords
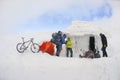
[0,30,120,80]
[64,21,103,57]
[65,21,104,36]
[1,0,120,79]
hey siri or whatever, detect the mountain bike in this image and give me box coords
[16,37,40,53]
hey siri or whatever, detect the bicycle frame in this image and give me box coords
[21,37,34,49]
[16,37,40,53]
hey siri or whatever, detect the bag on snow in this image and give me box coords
[39,41,55,55]
[94,51,101,58]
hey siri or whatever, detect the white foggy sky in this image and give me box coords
[0,0,120,34]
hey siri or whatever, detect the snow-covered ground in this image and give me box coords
[0,31,120,80]
[1,0,120,80]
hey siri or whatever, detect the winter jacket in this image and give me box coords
[66,39,72,48]
[51,33,66,46]
[100,34,107,47]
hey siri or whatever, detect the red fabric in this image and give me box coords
[40,41,55,55]
[84,50,94,58]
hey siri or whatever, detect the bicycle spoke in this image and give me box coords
[31,43,40,53]
[16,43,25,53]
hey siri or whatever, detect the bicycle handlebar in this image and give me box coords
[21,37,34,42]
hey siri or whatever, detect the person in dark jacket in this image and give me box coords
[51,31,66,56]
[100,33,108,57]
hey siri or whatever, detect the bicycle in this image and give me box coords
[16,37,40,53]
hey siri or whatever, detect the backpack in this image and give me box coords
[94,51,101,58]
[52,33,57,38]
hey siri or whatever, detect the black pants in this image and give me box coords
[102,47,108,57]
[66,48,73,57]
[56,46,62,56]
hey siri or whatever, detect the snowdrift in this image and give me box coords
[0,32,120,80]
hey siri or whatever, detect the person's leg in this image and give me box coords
[70,48,73,57]
[104,47,108,57]
[56,45,62,56]
[66,48,69,57]
[56,49,59,56]
[103,47,108,57]
[56,46,61,56]
[102,48,105,57]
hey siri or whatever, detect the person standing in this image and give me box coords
[66,37,73,57]
[51,31,66,56]
[100,33,108,57]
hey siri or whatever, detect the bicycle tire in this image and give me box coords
[30,43,40,53]
[16,43,25,53]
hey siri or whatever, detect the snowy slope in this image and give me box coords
[0,32,120,80]
[1,0,120,80]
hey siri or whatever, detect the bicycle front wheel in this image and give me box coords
[31,43,40,53]
[16,43,25,53]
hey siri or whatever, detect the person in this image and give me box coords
[79,50,94,58]
[51,31,66,56]
[65,37,73,57]
[100,33,108,57]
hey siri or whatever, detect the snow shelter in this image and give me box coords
[64,21,105,57]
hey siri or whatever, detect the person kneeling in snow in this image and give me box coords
[79,50,94,58]
[79,49,100,58]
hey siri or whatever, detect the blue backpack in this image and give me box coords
[60,34,66,44]
[51,33,66,45]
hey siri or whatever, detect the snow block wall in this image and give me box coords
[62,21,104,57]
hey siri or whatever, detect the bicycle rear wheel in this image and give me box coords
[31,43,40,53]
[16,43,25,53]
